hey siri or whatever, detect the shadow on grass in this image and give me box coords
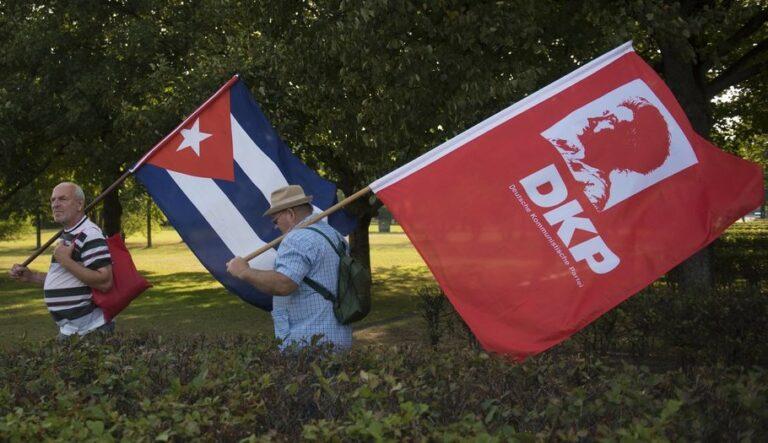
[0,264,436,347]
[0,245,52,259]
[0,271,275,346]
[355,317,424,346]
[0,276,48,315]
[352,266,434,332]
[139,270,223,292]
[0,276,58,345]
[372,266,432,297]
[369,241,421,250]
[126,270,270,319]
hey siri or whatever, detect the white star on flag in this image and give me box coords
[176,118,212,156]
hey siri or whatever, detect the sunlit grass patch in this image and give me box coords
[0,224,433,346]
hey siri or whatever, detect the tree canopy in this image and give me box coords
[1,0,765,277]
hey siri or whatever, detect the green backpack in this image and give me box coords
[302,227,372,325]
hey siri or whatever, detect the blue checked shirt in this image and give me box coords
[272,216,353,350]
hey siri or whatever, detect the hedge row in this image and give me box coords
[571,284,768,366]
[1,334,766,441]
[419,222,768,366]
[572,222,768,366]
[712,222,768,288]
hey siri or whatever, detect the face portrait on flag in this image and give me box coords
[541,80,699,211]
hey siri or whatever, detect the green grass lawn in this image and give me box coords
[0,225,434,347]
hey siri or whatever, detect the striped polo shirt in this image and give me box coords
[43,216,112,335]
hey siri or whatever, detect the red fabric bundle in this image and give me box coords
[92,235,151,321]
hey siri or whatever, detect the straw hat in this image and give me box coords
[263,185,313,216]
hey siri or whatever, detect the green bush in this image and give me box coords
[714,222,768,289]
[565,222,768,366]
[573,284,768,366]
[416,222,768,366]
[1,334,766,441]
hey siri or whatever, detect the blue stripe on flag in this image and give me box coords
[215,162,281,243]
[135,163,273,310]
[229,81,357,235]
[134,79,357,310]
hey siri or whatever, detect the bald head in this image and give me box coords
[55,182,85,202]
[51,182,86,228]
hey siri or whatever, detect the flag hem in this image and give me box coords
[369,41,634,192]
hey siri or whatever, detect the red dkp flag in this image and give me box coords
[371,42,764,358]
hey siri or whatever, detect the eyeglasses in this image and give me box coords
[271,209,291,226]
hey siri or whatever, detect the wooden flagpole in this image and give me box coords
[243,186,372,261]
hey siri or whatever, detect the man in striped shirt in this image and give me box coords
[10,182,114,339]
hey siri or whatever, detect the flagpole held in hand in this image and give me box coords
[242,186,372,262]
[19,76,244,268]
[20,168,135,267]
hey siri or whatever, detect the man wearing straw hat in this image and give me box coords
[9,182,115,339]
[226,184,353,351]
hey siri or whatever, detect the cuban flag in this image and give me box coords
[131,76,356,310]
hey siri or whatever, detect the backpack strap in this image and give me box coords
[301,227,346,302]
[303,276,335,303]
[304,227,346,257]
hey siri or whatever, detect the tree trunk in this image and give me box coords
[349,212,373,270]
[676,247,713,292]
[146,195,152,248]
[101,184,123,237]
[377,206,392,233]
[35,210,41,250]
[658,37,714,292]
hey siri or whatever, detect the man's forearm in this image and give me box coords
[27,270,46,286]
[239,269,297,296]
[57,260,112,292]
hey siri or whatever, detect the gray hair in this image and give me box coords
[59,182,86,203]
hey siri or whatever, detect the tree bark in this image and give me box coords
[349,212,373,271]
[339,177,377,270]
[146,195,152,248]
[35,210,41,250]
[658,37,714,292]
[101,184,123,237]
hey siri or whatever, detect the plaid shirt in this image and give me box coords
[272,216,353,350]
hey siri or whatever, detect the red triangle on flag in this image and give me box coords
[147,90,234,181]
